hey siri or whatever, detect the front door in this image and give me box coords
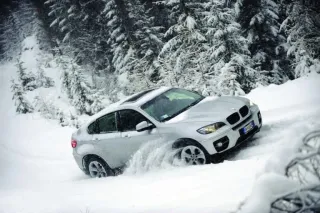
[117,109,161,163]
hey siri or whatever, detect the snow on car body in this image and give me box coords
[71,87,262,178]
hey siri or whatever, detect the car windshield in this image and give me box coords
[141,88,204,122]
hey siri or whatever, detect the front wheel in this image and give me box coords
[180,145,208,165]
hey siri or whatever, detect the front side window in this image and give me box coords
[141,88,204,122]
[118,109,148,131]
[89,113,117,134]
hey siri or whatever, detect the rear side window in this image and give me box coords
[88,113,117,134]
[118,110,149,131]
[88,122,96,134]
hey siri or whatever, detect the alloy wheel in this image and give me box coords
[181,145,206,165]
[88,160,108,178]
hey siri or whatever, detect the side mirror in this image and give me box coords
[136,121,154,132]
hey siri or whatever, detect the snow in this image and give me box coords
[238,173,299,213]
[247,72,320,111]
[1,58,320,213]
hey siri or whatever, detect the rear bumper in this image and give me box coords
[73,151,86,172]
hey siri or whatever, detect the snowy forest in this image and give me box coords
[0,0,320,123]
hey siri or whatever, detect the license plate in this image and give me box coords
[241,121,255,135]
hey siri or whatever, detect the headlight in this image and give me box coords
[197,122,226,134]
[250,100,255,106]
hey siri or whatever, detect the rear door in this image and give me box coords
[91,112,124,168]
[117,109,161,161]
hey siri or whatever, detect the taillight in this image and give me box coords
[71,139,77,148]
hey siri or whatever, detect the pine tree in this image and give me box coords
[16,60,37,91]
[11,80,34,114]
[70,66,94,115]
[0,12,20,61]
[90,91,106,114]
[204,0,256,95]
[61,69,72,98]
[123,0,164,93]
[37,67,54,88]
[158,2,208,92]
[237,0,290,84]
[45,0,68,43]
[280,0,320,77]
[0,0,39,61]
[102,0,133,75]
[127,0,163,59]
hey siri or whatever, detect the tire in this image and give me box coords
[173,139,210,166]
[210,154,224,164]
[85,156,112,178]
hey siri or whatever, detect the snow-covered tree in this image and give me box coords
[0,12,20,61]
[16,60,37,91]
[102,0,133,76]
[123,0,164,93]
[34,95,59,120]
[127,0,164,59]
[0,0,39,61]
[158,8,208,92]
[271,130,320,213]
[45,0,68,42]
[90,91,107,114]
[237,0,290,84]
[280,0,320,77]
[61,69,72,98]
[204,0,256,95]
[36,67,54,88]
[69,66,94,115]
[11,80,34,114]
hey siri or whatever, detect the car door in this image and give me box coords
[91,112,124,168]
[117,109,161,162]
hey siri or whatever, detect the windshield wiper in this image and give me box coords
[161,97,204,122]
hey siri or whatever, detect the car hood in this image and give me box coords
[166,96,249,124]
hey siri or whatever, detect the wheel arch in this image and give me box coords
[172,138,208,154]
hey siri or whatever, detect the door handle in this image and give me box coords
[123,134,130,138]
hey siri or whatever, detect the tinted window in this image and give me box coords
[119,110,148,131]
[95,113,117,134]
[88,122,96,134]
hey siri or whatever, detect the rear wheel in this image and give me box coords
[86,157,111,178]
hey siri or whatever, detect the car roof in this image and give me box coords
[84,87,171,125]
[121,86,170,107]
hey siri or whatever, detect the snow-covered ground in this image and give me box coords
[1,59,320,213]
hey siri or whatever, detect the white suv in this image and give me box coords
[72,87,262,178]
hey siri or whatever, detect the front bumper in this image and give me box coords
[198,105,262,155]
